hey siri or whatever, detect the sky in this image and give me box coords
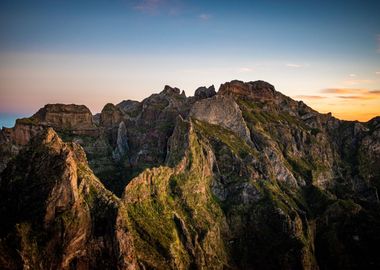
[0,0,380,127]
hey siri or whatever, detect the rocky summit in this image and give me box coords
[0,80,379,270]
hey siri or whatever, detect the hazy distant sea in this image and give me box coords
[0,113,28,128]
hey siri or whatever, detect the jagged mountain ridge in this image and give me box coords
[0,80,379,269]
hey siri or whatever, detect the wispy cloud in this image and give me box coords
[286,63,302,68]
[293,95,326,100]
[285,63,310,69]
[376,71,380,75]
[322,88,362,94]
[322,88,380,100]
[238,67,254,73]
[133,0,180,15]
[337,95,376,100]
[199,13,211,21]
[134,0,163,13]
[349,73,356,77]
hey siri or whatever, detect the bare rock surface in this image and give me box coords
[190,94,251,142]
[33,104,94,129]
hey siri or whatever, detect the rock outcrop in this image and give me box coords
[113,121,129,161]
[32,104,94,129]
[0,128,137,269]
[0,80,380,269]
[116,100,141,117]
[190,94,251,142]
[194,85,216,100]
[100,103,124,128]
[219,80,277,102]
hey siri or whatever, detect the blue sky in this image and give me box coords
[0,0,380,126]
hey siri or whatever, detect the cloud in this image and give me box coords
[134,0,163,13]
[336,94,380,100]
[238,67,254,73]
[199,13,211,21]
[286,63,302,68]
[322,88,380,100]
[376,71,380,75]
[349,74,356,77]
[337,96,372,100]
[285,63,310,68]
[133,0,180,15]
[293,95,326,100]
[321,88,362,94]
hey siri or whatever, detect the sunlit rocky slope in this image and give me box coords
[0,80,379,269]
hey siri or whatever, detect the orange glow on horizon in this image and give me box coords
[1,53,379,122]
[299,97,380,122]
[331,112,378,122]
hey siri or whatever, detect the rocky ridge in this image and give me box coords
[0,128,137,269]
[0,80,379,269]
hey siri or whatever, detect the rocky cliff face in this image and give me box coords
[0,128,137,269]
[33,104,95,129]
[0,80,379,269]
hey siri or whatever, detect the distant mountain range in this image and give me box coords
[0,80,379,269]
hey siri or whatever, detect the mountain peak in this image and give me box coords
[32,103,94,129]
[219,80,276,101]
[100,103,124,128]
[162,85,181,95]
[38,127,62,145]
[194,85,216,99]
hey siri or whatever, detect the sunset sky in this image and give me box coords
[1,0,380,127]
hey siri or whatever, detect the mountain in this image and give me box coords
[0,80,379,270]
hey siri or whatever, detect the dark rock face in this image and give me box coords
[219,80,276,102]
[116,100,141,116]
[0,80,379,270]
[194,85,216,100]
[0,128,137,270]
[120,85,191,179]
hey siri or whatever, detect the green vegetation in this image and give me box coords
[123,126,228,268]
[193,118,258,159]
[286,156,313,181]
[57,131,96,145]
[16,117,40,126]
[84,184,98,205]
[237,98,314,134]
